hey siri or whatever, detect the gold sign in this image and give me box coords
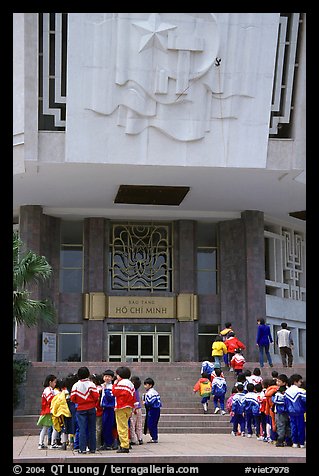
[83,293,198,321]
[108,296,175,318]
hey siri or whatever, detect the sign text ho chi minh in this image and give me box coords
[108,297,175,318]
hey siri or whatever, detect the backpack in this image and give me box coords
[199,379,212,397]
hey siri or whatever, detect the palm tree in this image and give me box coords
[13,231,56,327]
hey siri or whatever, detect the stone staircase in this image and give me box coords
[13,361,306,436]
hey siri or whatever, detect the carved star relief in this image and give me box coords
[132,13,177,52]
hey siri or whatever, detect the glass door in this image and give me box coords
[125,334,154,362]
[107,325,172,362]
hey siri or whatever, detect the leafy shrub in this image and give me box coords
[13,358,30,409]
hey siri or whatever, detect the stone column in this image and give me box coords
[175,220,197,361]
[218,211,266,360]
[242,210,266,360]
[17,206,61,361]
[82,218,109,361]
[17,206,42,361]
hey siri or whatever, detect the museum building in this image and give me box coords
[13,13,306,364]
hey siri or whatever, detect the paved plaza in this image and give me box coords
[13,433,306,464]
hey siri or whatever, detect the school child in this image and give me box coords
[211,368,227,415]
[90,373,104,450]
[248,367,263,386]
[36,374,57,449]
[235,372,248,393]
[200,358,215,378]
[263,377,279,443]
[130,376,144,445]
[227,386,238,433]
[254,383,267,440]
[220,322,234,368]
[143,377,162,444]
[50,378,71,450]
[284,374,306,448]
[224,332,246,371]
[100,369,118,450]
[243,382,260,438]
[193,372,212,414]
[230,348,246,375]
[271,374,292,447]
[211,335,228,368]
[211,368,225,383]
[112,366,136,453]
[64,373,78,450]
[70,366,100,454]
[231,383,246,436]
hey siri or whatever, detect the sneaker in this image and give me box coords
[77,450,87,454]
[116,447,130,453]
[269,363,273,367]
[257,436,264,441]
[147,440,158,443]
[38,444,47,450]
[229,368,234,372]
[221,410,226,415]
[138,440,144,445]
[130,441,138,446]
[89,450,96,454]
[50,443,60,449]
[276,442,284,447]
[300,445,305,448]
[214,407,220,414]
[241,432,245,437]
[247,434,252,438]
[231,431,237,436]
[292,444,299,448]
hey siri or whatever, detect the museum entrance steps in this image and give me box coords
[13,361,306,436]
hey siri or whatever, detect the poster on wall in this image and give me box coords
[42,332,56,362]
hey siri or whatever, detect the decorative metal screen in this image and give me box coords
[110,223,173,291]
[264,224,306,301]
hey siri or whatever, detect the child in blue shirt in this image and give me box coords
[284,374,306,448]
[211,368,227,415]
[143,378,162,444]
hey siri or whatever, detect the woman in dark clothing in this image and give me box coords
[256,318,273,368]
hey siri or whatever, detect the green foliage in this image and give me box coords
[13,231,56,328]
[13,358,30,409]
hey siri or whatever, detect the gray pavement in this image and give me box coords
[13,434,306,464]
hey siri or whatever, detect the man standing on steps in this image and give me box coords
[277,323,294,367]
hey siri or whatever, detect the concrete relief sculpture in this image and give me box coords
[85,13,253,142]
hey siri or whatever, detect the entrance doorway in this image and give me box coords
[107,324,172,362]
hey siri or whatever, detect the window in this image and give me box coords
[58,324,82,361]
[197,223,218,295]
[60,221,83,292]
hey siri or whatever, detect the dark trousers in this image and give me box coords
[77,407,96,452]
[279,346,293,367]
[233,414,245,434]
[102,407,116,447]
[147,407,161,442]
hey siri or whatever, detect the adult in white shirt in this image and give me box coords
[276,323,294,367]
